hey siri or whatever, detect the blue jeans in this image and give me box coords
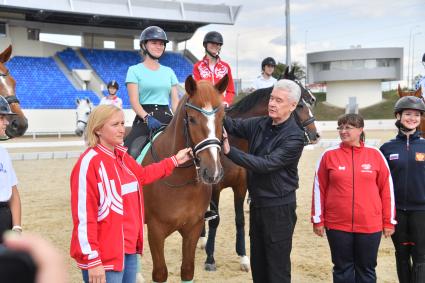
[82,254,138,283]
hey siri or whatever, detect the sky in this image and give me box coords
[41,0,425,89]
[181,0,425,88]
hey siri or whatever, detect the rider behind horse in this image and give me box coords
[124,26,179,158]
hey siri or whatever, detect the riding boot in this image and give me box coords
[395,255,412,283]
[412,263,425,283]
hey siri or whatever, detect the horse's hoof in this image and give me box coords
[204,262,217,271]
[197,236,207,249]
[136,272,145,283]
[240,255,250,272]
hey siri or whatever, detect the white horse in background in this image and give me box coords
[75,97,93,136]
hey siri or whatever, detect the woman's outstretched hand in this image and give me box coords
[175,148,193,165]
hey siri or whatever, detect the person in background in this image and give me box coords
[193,31,235,107]
[222,79,305,283]
[380,96,425,283]
[252,57,277,90]
[0,96,22,242]
[124,26,179,159]
[312,113,396,283]
[70,105,191,283]
[416,53,425,99]
[99,80,123,109]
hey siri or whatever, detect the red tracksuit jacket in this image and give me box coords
[193,56,235,106]
[70,144,178,271]
[311,142,396,233]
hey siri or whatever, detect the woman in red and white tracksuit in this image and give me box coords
[192,31,235,107]
[70,105,192,283]
[311,113,396,283]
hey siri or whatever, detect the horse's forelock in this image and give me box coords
[190,80,222,108]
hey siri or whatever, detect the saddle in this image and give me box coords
[135,126,166,164]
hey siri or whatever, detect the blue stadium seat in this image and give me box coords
[56,48,86,70]
[6,56,99,109]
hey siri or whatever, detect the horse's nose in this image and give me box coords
[75,129,83,136]
[201,167,223,185]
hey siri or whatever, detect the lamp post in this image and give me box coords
[285,0,291,68]
[408,25,420,88]
[236,33,240,95]
[411,31,422,89]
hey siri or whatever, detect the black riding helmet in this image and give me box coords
[203,31,223,58]
[139,26,168,60]
[394,96,425,115]
[107,80,119,90]
[0,96,16,116]
[261,57,276,70]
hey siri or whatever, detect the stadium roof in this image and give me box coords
[0,0,241,41]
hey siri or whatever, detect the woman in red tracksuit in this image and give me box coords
[311,113,396,283]
[70,105,192,283]
[192,31,235,107]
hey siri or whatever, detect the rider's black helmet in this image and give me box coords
[394,96,425,115]
[203,31,224,48]
[107,80,119,90]
[0,96,16,115]
[139,26,169,45]
[261,57,276,70]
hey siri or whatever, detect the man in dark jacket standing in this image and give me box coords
[222,79,305,283]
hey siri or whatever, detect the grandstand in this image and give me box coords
[0,0,240,134]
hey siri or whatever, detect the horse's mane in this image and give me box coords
[226,87,272,115]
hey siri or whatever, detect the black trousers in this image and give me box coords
[249,203,297,283]
[0,203,12,244]
[326,229,382,283]
[392,210,425,283]
[124,104,172,159]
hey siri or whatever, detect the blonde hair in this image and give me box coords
[85,105,122,147]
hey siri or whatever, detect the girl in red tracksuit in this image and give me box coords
[193,31,235,107]
[311,114,396,283]
[70,105,191,283]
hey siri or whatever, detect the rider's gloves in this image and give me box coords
[146,115,162,131]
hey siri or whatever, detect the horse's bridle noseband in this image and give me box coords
[294,98,316,145]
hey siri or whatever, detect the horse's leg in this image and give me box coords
[147,222,168,283]
[180,221,205,282]
[204,185,221,271]
[234,183,250,272]
[197,224,207,249]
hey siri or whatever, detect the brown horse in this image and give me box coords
[141,75,228,282]
[0,45,28,139]
[397,84,425,137]
[202,76,320,272]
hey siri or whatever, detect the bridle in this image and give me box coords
[149,99,223,188]
[293,98,316,145]
[76,103,93,128]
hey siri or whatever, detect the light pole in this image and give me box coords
[408,25,420,89]
[305,29,308,85]
[236,33,240,95]
[411,31,422,89]
[285,0,291,68]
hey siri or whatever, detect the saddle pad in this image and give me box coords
[136,131,163,164]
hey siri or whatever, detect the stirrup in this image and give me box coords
[204,210,218,221]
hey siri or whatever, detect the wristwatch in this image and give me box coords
[142,114,149,123]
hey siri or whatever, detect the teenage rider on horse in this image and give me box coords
[124,26,179,159]
[193,31,235,107]
[417,53,425,99]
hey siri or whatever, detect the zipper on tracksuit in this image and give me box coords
[403,136,410,210]
[351,147,355,231]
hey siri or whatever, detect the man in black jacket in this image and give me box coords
[222,79,305,283]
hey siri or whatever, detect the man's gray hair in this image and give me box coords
[273,79,301,103]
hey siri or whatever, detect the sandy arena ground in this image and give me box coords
[13,130,399,282]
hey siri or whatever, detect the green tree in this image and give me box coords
[273,62,305,80]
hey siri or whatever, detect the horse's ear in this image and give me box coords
[85,97,90,104]
[0,45,12,63]
[284,66,289,77]
[76,98,80,105]
[289,67,295,78]
[215,74,229,94]
[185,75,197,97]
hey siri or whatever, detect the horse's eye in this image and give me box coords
[188,116,196,124]
[85,112,90,115]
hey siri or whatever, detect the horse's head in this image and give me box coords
[75,97,93,136]
[281,66,316,108]
[397,84,422,98]
[0,45,28,139]
[294,97,320,145]
[183,75,227,184]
